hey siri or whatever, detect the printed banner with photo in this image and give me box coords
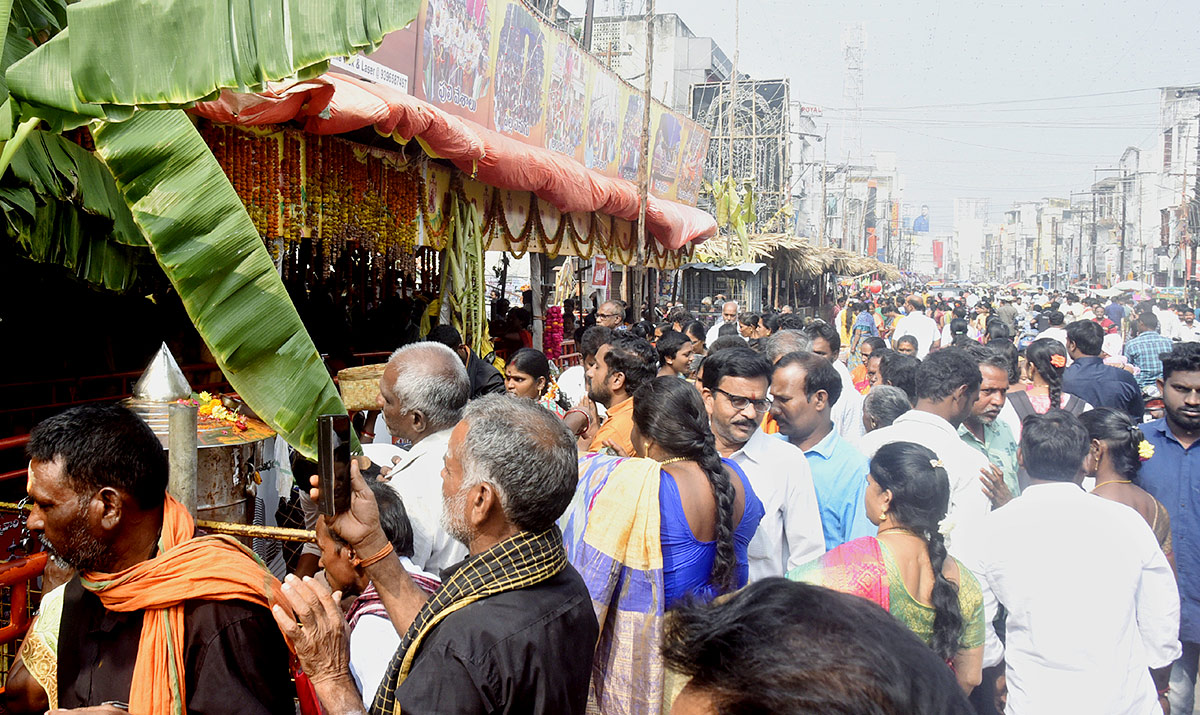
[410,0,708,204]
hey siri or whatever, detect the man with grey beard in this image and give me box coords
[280,395,598,714]
[10,403,292,712]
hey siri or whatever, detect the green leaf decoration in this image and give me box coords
[90,109,348,458]
[51,0,416,109]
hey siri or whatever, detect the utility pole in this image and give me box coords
[1091,190,1098,285]
[1120,168,1128,278]
[1053,217,1060,290]
[727,0,739,180]
[818,125,828,246]
[581,0,595,50]
[633,0,654,314]
[841,162,849,249]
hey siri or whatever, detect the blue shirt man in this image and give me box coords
[802,428,874,550]
[1064,320,1144,419]
[1105,300,1126,330]
[1138,341,1200,713]
[1125,313,1175,388]
[768,351,874,552]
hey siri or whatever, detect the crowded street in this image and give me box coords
[0,0,1198,713]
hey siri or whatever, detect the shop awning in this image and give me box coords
[191,73,715,251]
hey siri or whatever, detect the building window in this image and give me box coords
[1164,128,1173,172]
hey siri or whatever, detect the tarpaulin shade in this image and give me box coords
[191,73,715,250]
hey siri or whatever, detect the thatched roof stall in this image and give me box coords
[692,234,901,314]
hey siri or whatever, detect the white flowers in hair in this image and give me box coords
[930,459,945,469]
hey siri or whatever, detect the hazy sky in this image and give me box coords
[561,0,1200,224]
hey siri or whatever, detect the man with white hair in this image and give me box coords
[706,300,739,347]
[375,341,471,573]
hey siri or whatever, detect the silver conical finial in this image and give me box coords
[133,343,193,402]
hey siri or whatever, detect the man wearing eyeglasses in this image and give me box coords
[769,351,874,551]
[595,300,625,331]
[705,301,740,348]
[701,347,825,579]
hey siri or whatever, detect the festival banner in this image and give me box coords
[401,0,707,204]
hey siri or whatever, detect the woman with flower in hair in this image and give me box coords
[789,441,985,694]
[1079,407,1174,567]
[1000,339,1092,443]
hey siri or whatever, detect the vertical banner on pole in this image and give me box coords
[591,255,610,292]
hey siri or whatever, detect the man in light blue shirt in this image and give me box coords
[769,351,874,551]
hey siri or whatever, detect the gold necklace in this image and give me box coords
[660,457,691,466]
[1092,479,1132,489]
[877,526,921,538]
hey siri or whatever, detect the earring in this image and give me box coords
[643,442,650,454]
[878,511,888,522]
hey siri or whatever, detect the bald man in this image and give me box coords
[707,301,740,347]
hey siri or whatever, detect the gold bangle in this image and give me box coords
[351,541,394,569]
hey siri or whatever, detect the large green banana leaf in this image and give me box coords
[90,110,348,458]
[9,0,417,114]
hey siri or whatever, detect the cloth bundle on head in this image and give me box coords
[79,494,290,715]
[561,454,666,714]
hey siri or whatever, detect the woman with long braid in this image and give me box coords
[631,376,763,603]
[1015,338,1089,416]
[789,441,984,694]
[561,376,764,713]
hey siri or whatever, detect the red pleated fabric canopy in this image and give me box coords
[191,73,715,250]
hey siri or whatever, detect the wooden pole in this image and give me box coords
[531,254,545,351]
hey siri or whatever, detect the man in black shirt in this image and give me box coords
[1063,319,1144,420]
[280,394,597,714]
[11,404,293,713]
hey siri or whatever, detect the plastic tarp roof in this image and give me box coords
[191,73,716,251]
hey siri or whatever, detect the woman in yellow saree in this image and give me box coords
[788,441,985,694]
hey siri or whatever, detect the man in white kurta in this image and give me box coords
[954,410,1180,715]
[858,347,991,548]
[375,342,471,574]
[892,296,941,358]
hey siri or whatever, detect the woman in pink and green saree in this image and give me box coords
[788,441,985,695]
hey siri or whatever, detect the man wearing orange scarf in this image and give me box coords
[18,404,294,714]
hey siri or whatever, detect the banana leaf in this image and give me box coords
[8,129,143,245]
[10,198,146,291]
[90,109,348,458]
[8,0,418,114]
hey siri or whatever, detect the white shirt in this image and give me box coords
[892,310,940,358]
[706,319,732,347]
[858,409,991,548]
[349,556,441,706]
[557,365,606,419]
[729,428,826,580]
[954,483,1180,715]
[831,360,866,444]
[1035,326,1068,347]
[1180,321,1200,343]
[383,429,468,574]
[1155,307,1183,341]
